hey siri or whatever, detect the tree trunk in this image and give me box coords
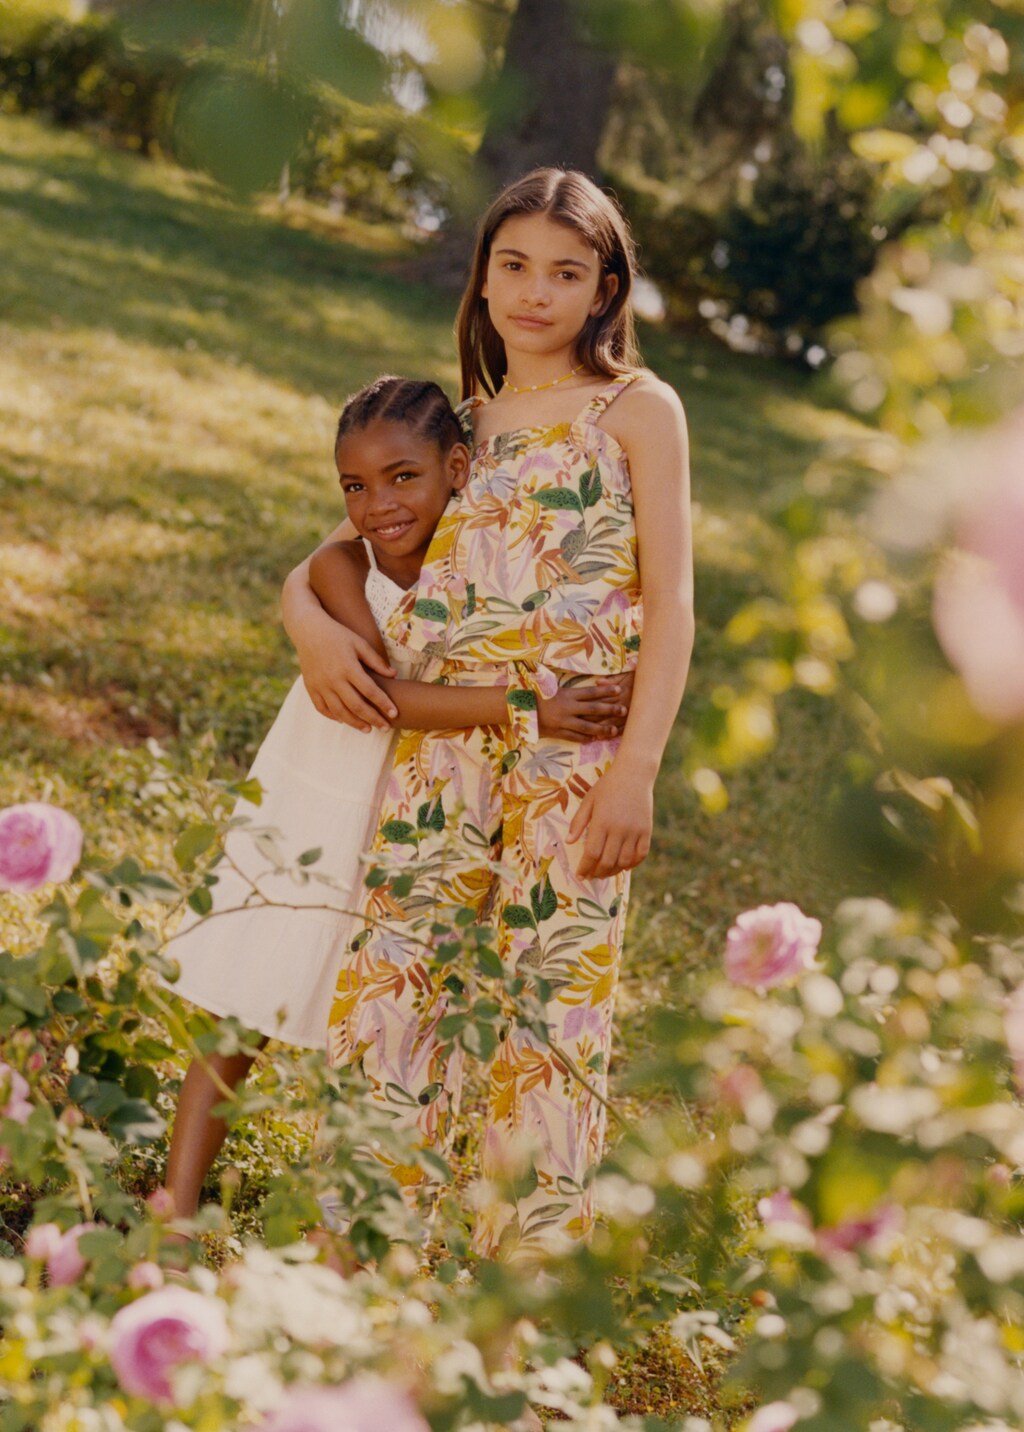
[421,0,617,285]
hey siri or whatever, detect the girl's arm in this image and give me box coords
[568,378,695,880]
[309,542,631,739]
[281,518,400,733]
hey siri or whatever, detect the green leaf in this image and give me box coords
[530,876,558,924]
[580,468,603,508]
[624,634,641,652]
[520,589,551,612]
[413,598,449,623]
[188,886,213,917]
[231,777,264,806]
[464,583,476,617]
[500,750,521,774]
[529,487,583,513]
[108,1099,166,1145]
[507,689,537,711]
[502,904,537,930]
[381,820,418,846]
[476,946,505,979]
[416,799,446,833]
[173,823,218,872]
[297,847,322,866]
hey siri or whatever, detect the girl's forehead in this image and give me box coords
[491,212,597,261]
[335,417,437,470]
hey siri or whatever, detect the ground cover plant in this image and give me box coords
[2,0,1024,1414]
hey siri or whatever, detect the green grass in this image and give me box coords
[0,111,874,1420]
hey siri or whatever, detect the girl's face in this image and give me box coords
[335,419,469,563]
[481,212,617,363]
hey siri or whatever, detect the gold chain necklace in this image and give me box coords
[502,366,580,395]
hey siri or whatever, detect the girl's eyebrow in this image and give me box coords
[495,247,591,271]
[339,458,421,479]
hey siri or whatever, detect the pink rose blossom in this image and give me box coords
[24,1222,63,1261]
[0,1062,32,1124]
[109,1286,230,1405]
[757,1189,812,1235]
[262,1378,429,1432]
[725,902,822,989]
[0,803,83,893]
[933,408,1024,723]
[128,1261,165,1291]
[717,1063,763,1111]
[146,1187,177,1220]
[48,1222,99,1287]
[816,1203,901,1256]
[748,1402,799,1432]
[1005,985,1024,1092]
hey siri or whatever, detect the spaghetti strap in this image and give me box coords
[455,395,486,446]
[569,372,641,447]
[361,535,378,571]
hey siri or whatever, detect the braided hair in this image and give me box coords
[335,376,464,455]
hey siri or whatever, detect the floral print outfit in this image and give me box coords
[327,375,642,1260]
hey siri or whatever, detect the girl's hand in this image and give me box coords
[297,617,398,731]
[538,674,633,743]
[566,757,653,879]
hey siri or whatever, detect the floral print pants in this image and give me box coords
[326,665,629,1262]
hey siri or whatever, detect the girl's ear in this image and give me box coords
[447,442,471,492]
[590,271,619,317]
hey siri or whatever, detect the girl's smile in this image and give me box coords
[335,417,468,583]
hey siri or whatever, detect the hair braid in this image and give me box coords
[335,376,463,454]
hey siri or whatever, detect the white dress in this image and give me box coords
[161,542,431,1048]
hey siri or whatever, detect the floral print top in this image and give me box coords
[386,375,643,735]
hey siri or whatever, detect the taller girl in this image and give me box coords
[286,168,694,1261]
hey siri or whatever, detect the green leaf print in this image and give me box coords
[529,875,557,924]
[500,750,520,775]
[416,798,446,832]
[413,598,448,623]
[506,688,537,711]
[381,819,418,846]
[464,582,476,617]
[529,487,583,513]
[580,467,603,508]
[502,903,537,930]
[520,589,551,611]
[349,928,372,951]
[624,634,641,652]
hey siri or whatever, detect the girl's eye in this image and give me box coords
[394,471,418,483]
[558,270,580,281]
[341,482,364,494]
[503,261,523,272]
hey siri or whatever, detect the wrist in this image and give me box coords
[611,745,660,783]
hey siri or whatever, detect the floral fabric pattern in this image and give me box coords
[327,664,629,1262]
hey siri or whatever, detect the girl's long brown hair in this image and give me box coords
[456,168,642,400]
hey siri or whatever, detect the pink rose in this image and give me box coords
[725,902,822,989]
[816,1203,900,1256]
[0,1062,32,1124]
[109,1286,230,1405]
[933,408,1024,723]
[48,1222,99,1287]
[757,1189,812,1235]
[262,1377,430,1432]
[748,1403,799,1432]
[1006,985,1024,1092]
[128,1261,165,1291]
[0,803,83,893]
[24,1222,63,1261]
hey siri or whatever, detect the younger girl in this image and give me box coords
[161,376,632,1220]
[283,168,694,1262]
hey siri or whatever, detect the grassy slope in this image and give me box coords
[0,113,872,1419]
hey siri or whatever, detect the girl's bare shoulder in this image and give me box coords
[602,369,687,446]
